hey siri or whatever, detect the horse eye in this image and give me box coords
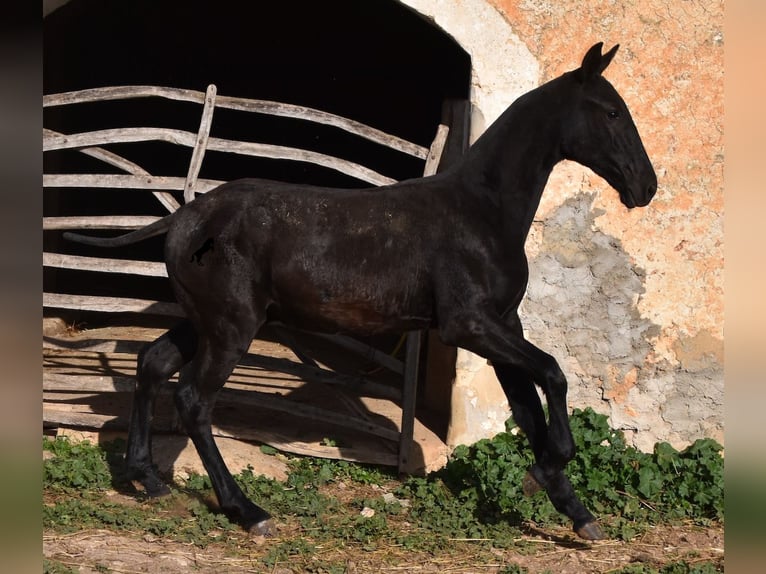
[607,110,621,120]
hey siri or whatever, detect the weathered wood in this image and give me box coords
[43,85,428,160]
[43,336,402,400]
[398,331,422,471]
[42,372,402,442]
[184,84,217,202]
[44,128,180,213]
[43,293,183,316]
[43,409,127,429]
[423,124,449,177]
[210,426,399,467]
[43,252,168,277]
[43,216,162,230]
[311,332,404,376]
[43,375,135,393]
[43,173,223,194]
[44,128,396,186]
[42,404,399,466]
[214,95,429,160]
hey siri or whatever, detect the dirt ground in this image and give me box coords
[42,318,724,573]
[42,427,725,573]
[43,504,723,574]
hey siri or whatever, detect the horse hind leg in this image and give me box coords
[125,320,197,497]
[173,316,273,535]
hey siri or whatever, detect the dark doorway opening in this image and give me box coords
[44,0,471,461]
[44,0,471,303]
[44,0,470,182]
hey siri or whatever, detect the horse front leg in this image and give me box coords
[440,311,604,540]
[494,362,603,539]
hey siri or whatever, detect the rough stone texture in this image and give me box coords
[404,0,724,451]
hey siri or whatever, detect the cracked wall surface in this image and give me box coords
[406,0,724,451]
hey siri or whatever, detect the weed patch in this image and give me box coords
[43,409,723,572]
[396,408,723,542]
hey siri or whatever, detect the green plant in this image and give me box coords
[397,408,723,541]
[43,409,723,567]
[497,564,528,574]
[43,558,77,574]
[43,436,114,491]
[611,561,722,573]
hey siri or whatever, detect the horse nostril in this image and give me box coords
[647,183,657,199]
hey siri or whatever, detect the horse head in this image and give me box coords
[561,42,657,208]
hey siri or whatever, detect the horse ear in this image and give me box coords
[579,42,619,81]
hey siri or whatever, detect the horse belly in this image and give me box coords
[271,269,433,335]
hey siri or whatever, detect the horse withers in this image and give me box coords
[65,43,657,540]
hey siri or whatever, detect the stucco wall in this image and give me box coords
[403,0,724,451]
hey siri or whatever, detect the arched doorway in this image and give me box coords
[43,0,477,469]
[43,0,471,182]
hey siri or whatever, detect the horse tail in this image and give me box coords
[63,213,175,248]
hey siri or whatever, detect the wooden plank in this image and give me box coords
[44,128,181,213]
[214,95,429,160]
[42,372,401,442]
[398,330,421,472]
[43,216,161,230]
[43,338,400,400]
[184,84,217,202]
[43,173,223,194]
[45,128,397,186]
[210,426,399,467]
[42,405,398,466]
[311,332,404,376]
[44,85,428,160]
[43,410,127,429]
[43,292,183,316]
[44,128,396,186]
[43,252,168,277]
[43,85,208,107]
[423,124,449,177]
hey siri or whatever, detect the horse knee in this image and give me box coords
[137,322,197,388]
[137,345,172,388]
[557,437,576,464]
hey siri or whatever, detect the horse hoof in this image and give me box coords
[248,518,275,537]
[522,471,543,496]
[132,476,171,498]
[576,521,606,541]
[146,482,172,497]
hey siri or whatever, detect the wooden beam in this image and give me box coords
[43,292,183,316]
[43,128,181,213]
[44,85,428,159]
[184,84,217,202]
[43,216,161,230]
[43,252,168,277]
[43,173,223,193]
[44,128,396,186]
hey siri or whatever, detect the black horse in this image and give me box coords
[65,43,657,540]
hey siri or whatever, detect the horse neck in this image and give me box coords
[460,83,568,246]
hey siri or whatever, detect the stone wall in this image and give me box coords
[403,0,724,451]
